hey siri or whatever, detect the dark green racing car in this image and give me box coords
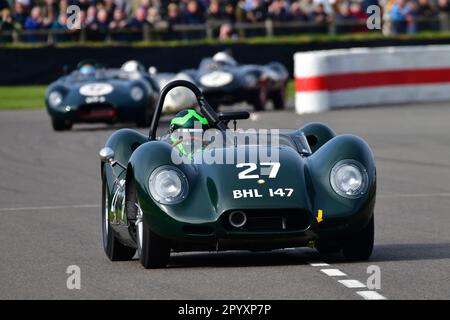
[99,80,376,269]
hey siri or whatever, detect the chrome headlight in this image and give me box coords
[130,86,144,101]
[149,166,188,204]
[48,91,63,107]
[330,160,368,199]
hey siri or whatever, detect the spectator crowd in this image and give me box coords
[1,0,450,41]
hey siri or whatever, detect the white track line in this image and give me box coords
[310,261,387,299]
[309,262,330,267]
[320,269,347,277]
[357,291,387,300]
[0,204,100,212]
[338,279,366,289]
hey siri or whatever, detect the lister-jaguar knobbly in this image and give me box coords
[46,60,158,131]
[99,80,376,268]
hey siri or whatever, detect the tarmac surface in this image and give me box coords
[0,102,449,299]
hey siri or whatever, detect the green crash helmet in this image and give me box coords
[169,109,209,133]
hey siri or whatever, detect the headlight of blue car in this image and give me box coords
[130,86,145,101]
[330,160,368,199]
[48,91,63,107]
[149,166,189,204]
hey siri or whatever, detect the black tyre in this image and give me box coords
[249,84,268,111]
[342,215,374,261]
[102,170,136,261]
[271,83,287,110]
[52,117,72,131]
[128,178,170,269]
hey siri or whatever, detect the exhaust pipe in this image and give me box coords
[229,211,247,228]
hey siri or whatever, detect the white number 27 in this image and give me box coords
[237,162,280,180]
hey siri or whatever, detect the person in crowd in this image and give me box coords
[183,0,205,24]
[102,0,117,20]
[167,2,183,25]
[12,1,28,27]
[416,0,437,30]
[245,0,267,22]
[96,8,110,32]
[109,8,127,29]
[296,0,316,19]
[147,6,162,25]
[127,6,151,30]
[219,22,238,39]
[438,0,450,12]
[390,0,416,33]
[85,5,97,28]
[268,0,290,21]
[24,6,43,30]
[417,0,436,17]
[112,0,132,16]
[223,1,237,23]
[23,6,45,42]
[1,7,13,27]
[207,0,224,23]
[312,3,330,22]
[289,1,309,21]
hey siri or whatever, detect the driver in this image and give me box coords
[212,51,237,67]
[168,109,209,158]
[79,64,96,77]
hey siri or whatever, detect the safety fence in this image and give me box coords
[1,15,449,44]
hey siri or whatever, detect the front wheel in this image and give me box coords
[271,82,287,110]
[129,179,170,269]
[249,84,268,111]
[52,117,72,131]
[102,170,136,261]
[342,215,374,261]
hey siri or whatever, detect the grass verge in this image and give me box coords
[0,86,46,110]
[0,81,294,110]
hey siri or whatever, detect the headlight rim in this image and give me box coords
[48,91,63,107]
[130,86,145,101]
[330,159,368,199]
[148,165,189,205]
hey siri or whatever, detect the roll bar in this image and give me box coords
[148,80,228,140]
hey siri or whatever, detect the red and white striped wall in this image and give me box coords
[294,45,450,114]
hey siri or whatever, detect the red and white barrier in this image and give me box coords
[294,45,450,114]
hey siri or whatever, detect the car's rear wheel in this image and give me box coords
[102,170,136,261]
[128,178,170,269]
[52,117,72,131]
[271,82,287,110]
[342,215,374,261]
[249,83,268,111]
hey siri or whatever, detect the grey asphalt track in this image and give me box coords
[0,102,449,300]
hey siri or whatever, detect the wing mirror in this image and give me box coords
[218,111,249,130]
[99,147,115,163]
[99,147,126,169]
[218,111,250,121]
